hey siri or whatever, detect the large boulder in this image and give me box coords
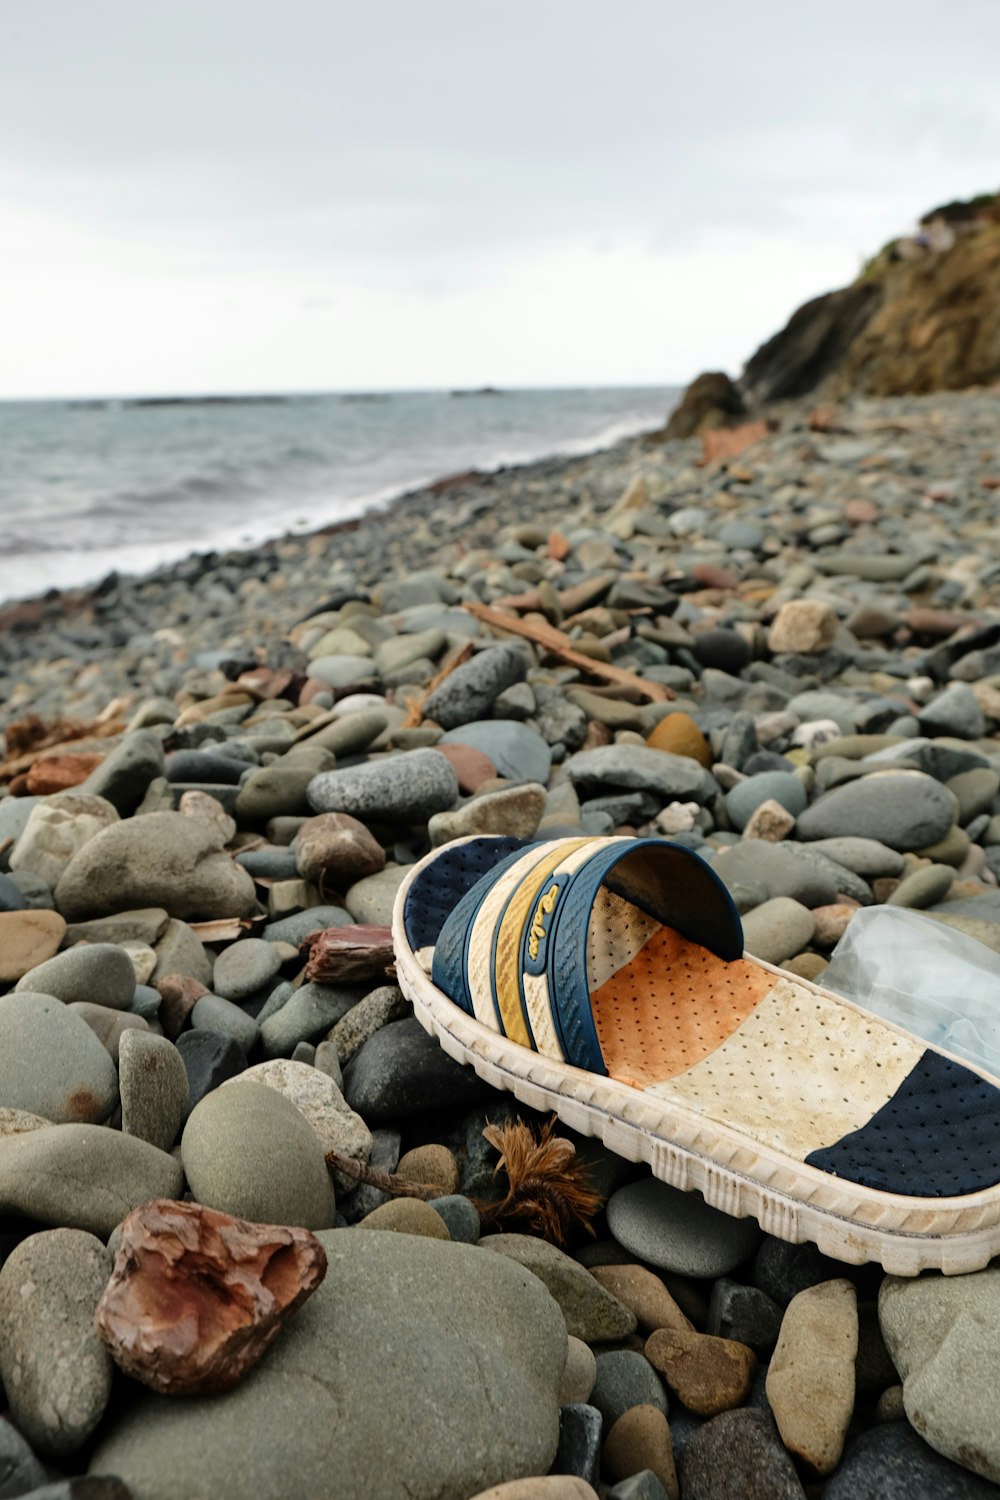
[54,812,257,922]
[90,1230,567,1500]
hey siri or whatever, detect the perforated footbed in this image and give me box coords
[588,906,774,1089]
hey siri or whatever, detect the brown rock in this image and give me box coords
[645,1326,756,1416]
[810,902,857,949]
[94,1198,327,1395]
[358,1199,451,1239]
[155,973,211,1039]
[781,952,828,981]
[0,909,66,984]
[602,1404,678,1500]
[646,712,712,768]
[589,1265,693,1335]
[396,1144,460,1195]
[467,1480,597,1500]
[24,753,105,795]
[433,742,498,793]
[768,600,838,655]
[663,371,745,441]
[294,812,385,885]
[701,421,770,464]
[903,607,972,639]
[765,1278,857,1475]
[692,563,740,590]
[844,498,879,525]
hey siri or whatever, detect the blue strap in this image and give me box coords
[547,840,744,1074]
[430,843,531,1016]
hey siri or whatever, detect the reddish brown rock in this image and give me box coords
[692,563,739,591]
[24,753,104,795]
[903,607,973,639]
[433,742,497,794]
[645,1326,756,1416]
[155,973,211,1039]
[94,1198,327,1395]
[304,924,394,982]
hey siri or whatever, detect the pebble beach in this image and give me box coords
[3,384,1000,1499]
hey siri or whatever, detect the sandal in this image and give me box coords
[392,834,1000,1276]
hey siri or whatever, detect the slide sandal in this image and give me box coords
[392,834,1000,1275]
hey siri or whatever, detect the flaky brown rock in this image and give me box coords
[94,1198,327,1395]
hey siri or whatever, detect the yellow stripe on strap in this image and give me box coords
[466,843,561,1031]
[492,838,594,1047]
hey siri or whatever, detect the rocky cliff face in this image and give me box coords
[667,191,1000,434]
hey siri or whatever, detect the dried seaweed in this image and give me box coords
[475,1116,601,1245]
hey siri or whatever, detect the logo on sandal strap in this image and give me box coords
[528,883,561,961]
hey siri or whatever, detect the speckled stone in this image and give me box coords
[0,1228,113,1456]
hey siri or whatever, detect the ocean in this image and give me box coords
[0,386,677,607]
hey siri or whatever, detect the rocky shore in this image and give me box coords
[2,385,1000,1499]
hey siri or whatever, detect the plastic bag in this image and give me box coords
[823,905,1000,1078]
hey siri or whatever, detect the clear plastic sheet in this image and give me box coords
[823,905,1000,1079]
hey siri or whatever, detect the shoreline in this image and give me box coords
[0,389,675,613]
[0,420,663,630]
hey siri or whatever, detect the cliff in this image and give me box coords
[666,190,1000,435]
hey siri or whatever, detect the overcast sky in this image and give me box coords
[2,0,998,398]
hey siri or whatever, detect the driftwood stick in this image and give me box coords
[461,601,672,704]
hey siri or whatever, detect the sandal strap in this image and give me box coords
[433,835,743,1072]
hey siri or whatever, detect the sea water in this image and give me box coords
[0,386,676,605]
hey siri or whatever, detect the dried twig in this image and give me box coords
[461,601,671,704]
[323,1149,445,1200]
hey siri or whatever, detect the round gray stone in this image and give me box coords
[479,1232,636,1342]
[886,863,955,909]
[795,772,957,852]
[741,897,816,964]
[15,942,137,1009]
[212,937,283,1000]
[118,1029,189,1152]
[591,1349,669,1428]
[54,812,257,922]
[0,991,119,1124]
[440,720,553,784]
[428,1194,480,1244]
[0,1124,183,1238]
[0,1228,113,1456]
[307,748,458,822]
[344,865,408,926]
[607,1179,762,1278]
[190,993,260,1053]
[562,744,708,803]
[181,1079,336,1229]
